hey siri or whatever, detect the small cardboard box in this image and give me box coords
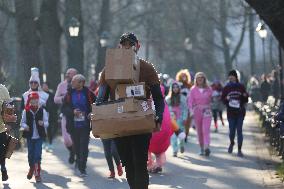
[91,99,155,139]
[115,82,146,100]
[92,98,139,115]
[105,48,140,87]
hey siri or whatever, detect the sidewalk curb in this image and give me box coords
[252,112,284,188]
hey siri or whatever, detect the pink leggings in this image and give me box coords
[193,109,212,148]
[61,116,73,147]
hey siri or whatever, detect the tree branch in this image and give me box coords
[230,7,248,63]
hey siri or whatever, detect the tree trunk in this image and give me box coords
[65,0,84,74]
[95,0,111,80]
[219,0,232,73]
[15,0,41,92]
[38,0,62,91]
[248,7,256,75]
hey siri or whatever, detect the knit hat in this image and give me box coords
[228,70,238,79]
[25,92,39,111]
[29,67,40,85]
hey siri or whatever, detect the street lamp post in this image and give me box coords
[68,17,80,37]
[67,17,84,74]
[256,22,268,73]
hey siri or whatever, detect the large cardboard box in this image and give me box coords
[91,98,155,139]
[115,82,146,100]
[105,48,140,87]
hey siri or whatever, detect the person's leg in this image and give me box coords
[219,111,224,126]
[202,116,212,156]
[184,115,191,142]
[111,139,121,166]
[102,139,115,173]
[155,152,166,168]
[110,140,123,176]
[0,132,8,181]
[115,136,135,189]
[132,134,151,189]
[212,109,218,130]
[62,116,75,163]
[177,119,185,153]
[71,129,81,169]
[79,128,90,174]
[33,138,43,164]
[47,123,53,145]
[27,138,35,167]
[170,134,178,156]
[0,132,7,169]
[236,116,244,156]
[33,138,43,181]
[194,110,204,152]
[228,117,237,153]
[147,152,154,170]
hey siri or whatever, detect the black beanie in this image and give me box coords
[228,70,238,79]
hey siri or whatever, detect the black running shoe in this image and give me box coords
[228,144,234,154]
[1,170,8,181]
[69,153,75,164]
[205,148,211,156]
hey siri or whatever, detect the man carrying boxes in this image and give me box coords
[93,32,164,189]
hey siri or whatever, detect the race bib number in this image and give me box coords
[74,112,85,122]
[203,109,211,117]
[229,99,240,109]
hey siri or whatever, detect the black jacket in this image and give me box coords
[61,87,96,134]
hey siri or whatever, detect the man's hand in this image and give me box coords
[3,114,17,123]
[226,95,230,100]
[38,120,44,126]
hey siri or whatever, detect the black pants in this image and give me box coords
[71,127,90,172]
[101,139,120,171]
[212,109,223,123]
[115,133,151,189]
[0,132,7,171]
[47,122,57,144]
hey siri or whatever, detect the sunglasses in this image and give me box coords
[30,81,38,84]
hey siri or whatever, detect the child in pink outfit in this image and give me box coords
[188,72,212,156]
[148,85,173,173]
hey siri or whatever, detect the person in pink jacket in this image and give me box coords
[148,85,173,173]
[188,72,213,156]
[54,68,77,164]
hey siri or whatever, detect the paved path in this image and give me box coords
[2,112,284,189]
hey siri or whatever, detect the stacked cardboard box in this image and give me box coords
[91,48,156,139]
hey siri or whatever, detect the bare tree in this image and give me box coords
[217,0,248,73]
[95,0,111,80]
[38,0,62,90]
[15,0,41,92]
